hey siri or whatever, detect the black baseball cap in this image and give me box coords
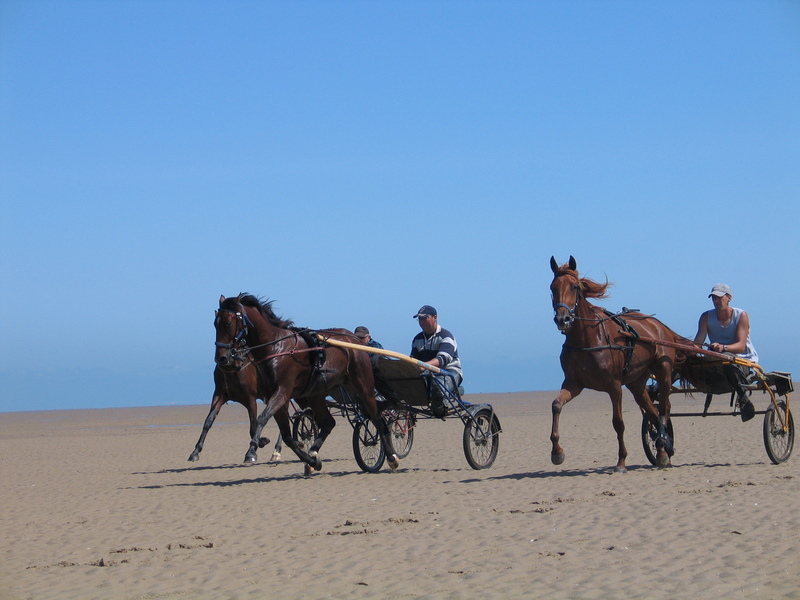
[412,305,437,319]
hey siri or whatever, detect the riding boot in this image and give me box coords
[738,392,755,422]
[429,386,447,418]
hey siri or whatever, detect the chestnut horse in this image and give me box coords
[214,293,398,473]
[549,256,683,471]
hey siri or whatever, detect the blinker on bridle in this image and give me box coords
[215,304,254,362]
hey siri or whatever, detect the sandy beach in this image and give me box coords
[1,389,797,600]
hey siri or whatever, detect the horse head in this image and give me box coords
[550,256,580,332]
[549,256,611,333]
[214,294,253,371]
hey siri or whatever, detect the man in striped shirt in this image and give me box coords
[411,305,462,417]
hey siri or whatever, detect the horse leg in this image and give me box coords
[654,367,674,468]
[349,353,400,470]
[245,392,286,463]
[188,395,224,461]
[628,378,665,468]
[308,406,336,455]
[550,384,581,465]
[608,384,628,473]
[269,404,327,474]
[358,391,399,469]
[270,434,283,461]
[246,400,270,450]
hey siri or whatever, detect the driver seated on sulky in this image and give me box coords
[693,283,759,422]
[410,305,463,417]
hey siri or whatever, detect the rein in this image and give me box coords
[558,301,646,375]
[215,309,337,398]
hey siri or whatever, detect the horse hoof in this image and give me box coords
[243,454,257,464]
[656,451,671,469]
[258,437,271,449]
[551,451,566,465]
[614,466,627,474]
[310,451,322,471]
[188,452,199,462]
[387,454,400,470]
[270,452,282,462]
[303,463,314,476]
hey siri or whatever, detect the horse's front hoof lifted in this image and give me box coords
[551,451,566,465]
[257,437,271,449]
[188,452,199,462]
[387,454,400,470]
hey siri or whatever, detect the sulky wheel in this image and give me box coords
[763,400,794,464]
[641,414,674,466]
[384,409,414,459]
[353,418,386,473]
[463,408,500,469]
[291,409,318,454]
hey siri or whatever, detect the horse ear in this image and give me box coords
[219,295,226,306]
[550,256,559,274]
[568,256,577,271]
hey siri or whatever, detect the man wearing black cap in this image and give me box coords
[411,305,462,417]
[693,283,759,421]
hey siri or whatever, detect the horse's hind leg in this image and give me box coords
[628,377,671,468]
[270,434,283,461]
[550,385,580,465]
[608,384,628,473]
[307,405,336,455]
[360,394,399,469]
[654,370,674,468]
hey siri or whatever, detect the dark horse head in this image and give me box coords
[549,256,610,333]
[214,293,294,371]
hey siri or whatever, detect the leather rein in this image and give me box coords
[215,306,322,368]
[554,293,651,375]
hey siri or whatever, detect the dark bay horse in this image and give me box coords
[188,363,283,462]
[214,293,398,473]
[549,256,684,471]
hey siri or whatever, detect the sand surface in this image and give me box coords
[1,389,798,600]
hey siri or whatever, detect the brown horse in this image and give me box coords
[188,363,283,462]
[549,256,683,471]
[214,293,398,472]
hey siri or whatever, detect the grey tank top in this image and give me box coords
[706,307,758,363]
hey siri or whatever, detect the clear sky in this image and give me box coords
[1,1,799,412]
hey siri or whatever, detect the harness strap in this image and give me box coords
[563,308,642,376]
[602,308,639,376]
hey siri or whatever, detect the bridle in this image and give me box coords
[215,304,254,366]
[552,275,582,329]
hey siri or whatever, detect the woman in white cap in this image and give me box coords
[693,283,759,421]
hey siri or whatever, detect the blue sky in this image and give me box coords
[1,1,799,412]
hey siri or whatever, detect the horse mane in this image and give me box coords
[225,294,294,329]
[555,263,611,299]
